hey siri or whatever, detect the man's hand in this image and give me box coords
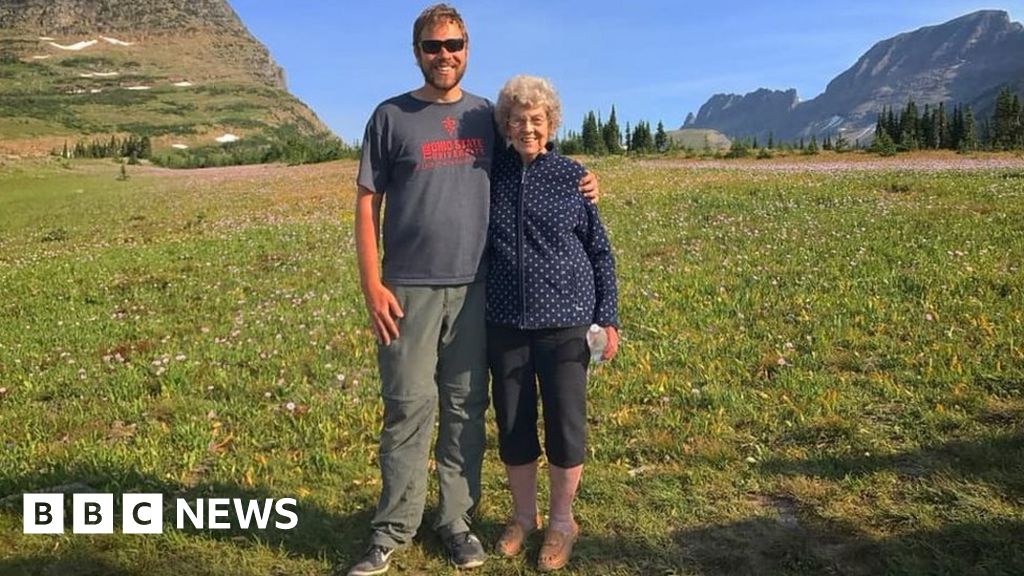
[363,281,403,346]
[579,170,600,204]
[602,326,619,362]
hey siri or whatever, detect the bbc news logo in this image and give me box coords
[23,493,298,534]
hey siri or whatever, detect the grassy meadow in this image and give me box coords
[0,154,1022,575]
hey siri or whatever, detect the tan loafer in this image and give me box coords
[496,513,541,557]
[537,519,579,572]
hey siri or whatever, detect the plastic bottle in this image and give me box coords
[586,324,607,363]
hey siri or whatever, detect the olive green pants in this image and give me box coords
[369,282,489,549]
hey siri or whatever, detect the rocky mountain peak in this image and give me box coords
[0,0,284,89]
[684,9,1024,142]
[0,0,245,35]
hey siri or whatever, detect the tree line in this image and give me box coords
[557,106,671,155]
[56,134,153,163]
[554,86,1024,158]
[51,126,355,168]
[871,86,1021,154]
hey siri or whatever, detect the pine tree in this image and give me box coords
[631,121,654,154]
[602,106,622,154]
[920,104,936,149]
[949,104,964,150]
[992,87,1016,150]
[834,132,849,153]
[961,105,978,152]
[870,127,896,156]
[624,121,632,153]
[936,102,949,149]
[767,132,774,149]
[654,121,668,152]
[1013,93,1024,149]
[886,107,898,142]
[805,135,819,155]
[581,111,606,155]
[900,99,919,150]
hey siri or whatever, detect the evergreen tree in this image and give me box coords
[992,87,1016,150]
[601,106,622,154]
[920,104,936,149]
[936,102,949,149]
[870,127,897,156]
[581,111,606,155]
[834,132,849,153]
[767,132,774,149]
[1013,93,1024,149]
[950,104,964,150]
[654,121,668,152]
[886,106,898,142]
[899,99,919,150]
[961,105,978,152]
[805,135,819,155]
[624,121,632,153]
[631,121,654,154]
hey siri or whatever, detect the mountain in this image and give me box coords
[684,10,1024,142]
[0,0,335,156]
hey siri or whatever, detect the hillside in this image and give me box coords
[0,0,337,158]
[684,10,1024,142]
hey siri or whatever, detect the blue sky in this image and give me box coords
[228,1,1021,142]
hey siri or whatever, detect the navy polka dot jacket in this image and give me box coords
[486,147,619,330]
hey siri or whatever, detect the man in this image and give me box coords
[347,5,597,575]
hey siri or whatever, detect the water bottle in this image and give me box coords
[586,324,607,363]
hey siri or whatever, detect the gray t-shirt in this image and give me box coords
[358,91,496,285]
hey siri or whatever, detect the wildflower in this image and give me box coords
[285,402,296,412]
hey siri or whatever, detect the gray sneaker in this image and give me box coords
[445,532,486,569]
[346,545,394,576]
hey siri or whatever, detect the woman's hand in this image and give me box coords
[602,326,619,361]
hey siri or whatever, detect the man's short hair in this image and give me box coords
[413,4,468,49]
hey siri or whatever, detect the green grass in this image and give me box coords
[0,157,1022,575]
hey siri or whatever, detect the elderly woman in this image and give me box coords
[486,75,620,572]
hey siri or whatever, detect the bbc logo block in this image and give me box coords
[24,493,163,535]
[23,493,298,534]
[23,494,64,534]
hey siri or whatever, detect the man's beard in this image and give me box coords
[419,60,465,91]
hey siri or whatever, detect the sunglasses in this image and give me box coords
[419,38,465,54]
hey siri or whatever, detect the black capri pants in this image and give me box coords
[487,324,590,468]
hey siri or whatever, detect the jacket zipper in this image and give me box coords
[518,163,527,328]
